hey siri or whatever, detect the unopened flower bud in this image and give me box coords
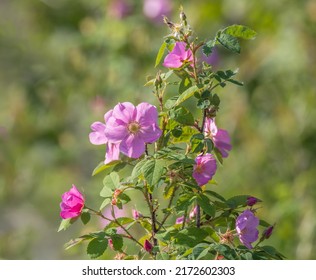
[111,198,117,206]
[247,196,261,207]
[108,239,114,250]
[144,239,153,253]
[262,225,274,240]
[114,189,122,197]
[180,11,186,22]
[189,206,198,219]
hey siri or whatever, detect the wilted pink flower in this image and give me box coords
[236,210,259,249]
[60,185,85,219]
[192,153,217,186]
[175,216,189,224]
[89,109,120,164]
[144,239,153,253]
[204,117,232,158]
[105,102,162,158]
[132,209,143,219]
[163,41,193,69]
[247,196,261,207]
[189,206,198,219]
[143,0,171,23]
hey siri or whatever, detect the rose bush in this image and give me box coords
[58,9,284,260]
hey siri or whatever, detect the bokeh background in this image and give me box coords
[1,0,315,259]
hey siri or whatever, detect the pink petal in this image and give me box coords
[136,103,159,126]
[163,53,183,68]
[104,116,128,142]
[112,102,136,124]
[139,124,162,143]
[89,122,107,145]
[105,142,121,164]
[120,134,145,158]
[104,109,113,122]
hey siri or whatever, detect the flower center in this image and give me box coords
[195,164,205,174]
[127,121,141,134]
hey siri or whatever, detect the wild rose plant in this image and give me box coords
[58,9,284,260]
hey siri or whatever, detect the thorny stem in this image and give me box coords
[143,184,157,255]
[156,185,178,232]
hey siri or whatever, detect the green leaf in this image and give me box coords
[103,172,120,190]
[175,227,209,247]
[87,238,108,259]
[92,160,121,176]
[179,77,192,94]
[110,235,123,251]
[99,198,111,211]
[58,218,76,232]
[217,32,241,54]
[174,84,205,107]
[141,159,165,187]
[176,193,196,211]
[226,195,250,209]
[202,40,216,57]
[259,219,271,227]
[81,212,91,225]
[64,237,90,250]
[190,133,204,153]
[131,159,146,180]
[170,106,195,126]
[197,194,216,217]
[165,96,179,110]
[100,185,113,198]
[118,192,131,204]
[204,190,226,202]
[197,98,210,109]
[172,126,198,143]
[223,25,257,40]
[155,41,167,67]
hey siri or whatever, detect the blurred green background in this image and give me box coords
[1,0,315,259]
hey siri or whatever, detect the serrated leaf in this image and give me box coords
[223,25,257,40]
[92,160,121,176]
[172,126,198,143]
[179,77,192,94]
[170,106,195,126]
[103,172,120,190]
[202,40,216,57]
[110,235,123,251]
[174,84,205,107]
[226,195,250,209]
[155,41,167,67]
[118,192,131,204]
[87,238,108,259]
[141,159,165,187]
[217,33,241,54]
[81,212,91,225]
[197,194,216,217]
[175,227,209,247]
[131,159,146,180]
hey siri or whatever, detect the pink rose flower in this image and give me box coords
[104,102,162,158]
[236,209,259,249]
[132,209,143,219]
[163,41,193,69]
[60,185,85,219]
[192,153,217,186]
[204,117,232,158]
